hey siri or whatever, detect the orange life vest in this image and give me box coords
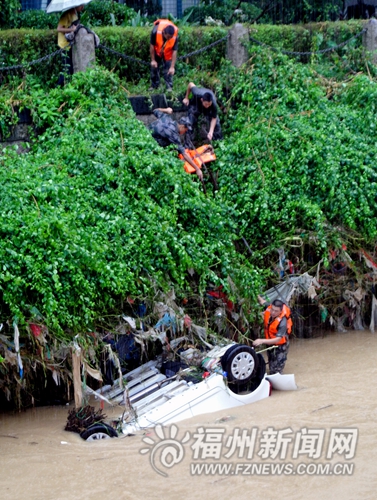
[264,304,292,345]
[153,19,178,61]
[179,144,216,174]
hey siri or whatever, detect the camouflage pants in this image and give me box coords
[150,57,173,90]
[184,107,223,147]
[267,342,289,374]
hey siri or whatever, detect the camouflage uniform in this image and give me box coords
[149,110,185,154]
[263,306,290,374]
[267,340,289,375]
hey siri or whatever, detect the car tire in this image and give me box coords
[256,353,266,379]
[221,345,259,384]
[80,423,118,441]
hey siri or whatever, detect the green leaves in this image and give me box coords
[215,50,377,255]
[0,67,261,334]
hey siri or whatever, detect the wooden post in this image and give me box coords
[72,346,83,408]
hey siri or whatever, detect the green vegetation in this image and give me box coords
[0,25,229,87]
[1,21,377,407]
[0,21,365,90]
[0,68,262,335]
[214,50,377,252]
[0,0,137,29]
[187,0,344,25]
[0,0,21,29]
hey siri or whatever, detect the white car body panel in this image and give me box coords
[96,345,297,435]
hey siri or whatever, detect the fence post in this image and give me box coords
[72,346,83,408]
[72,28,96,73]
[363,18,377,64]
[227,23,249,67]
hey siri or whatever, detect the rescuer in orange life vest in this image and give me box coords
[253,296,293,374]
[150,19,178,91]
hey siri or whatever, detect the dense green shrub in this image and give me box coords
[213,50,377,254]
[0,67,262,335]
[0,0,21,29]
[186,0,261,25]
[0,28,58,85]
[127,0,161,18]
[248,20,364,53]
[0,21,366,89]
[2,1,136,29]
[82,0,136,27]
[0,25,229,87]
[185,0,345,26]
[14,9,59,29]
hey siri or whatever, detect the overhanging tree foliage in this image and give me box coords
[1,28,377,408]
[0,68,262,336]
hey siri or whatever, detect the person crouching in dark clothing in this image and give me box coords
[183,82,223,145]
[149,107,204,180]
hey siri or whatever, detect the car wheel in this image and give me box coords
[80,423,118,441]
[221,345,258,384]
[256,353,266,379]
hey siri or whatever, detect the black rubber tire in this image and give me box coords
[256,353,266,380]
[80,423,118,441]
[220,344,240,370]
[221,345,259,384]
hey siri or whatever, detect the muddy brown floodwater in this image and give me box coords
[1,331,376,500]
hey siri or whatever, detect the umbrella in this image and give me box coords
[46,0,93,14]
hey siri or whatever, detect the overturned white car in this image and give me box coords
[85,343,297,440]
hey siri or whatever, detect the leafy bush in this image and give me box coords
[213,49,377,255]
[0,25,229,86]
[0,28,58,85]
[119,0,160,19]
[0,67,262,336]
[0,0,21,28]
[81,0,136,27]
[5,1,136,29]
[0,21,366,88]
[13,9,60,29]
[186,0,261,25]
[186,0,345,26]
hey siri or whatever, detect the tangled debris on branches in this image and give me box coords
[65,405,107,434]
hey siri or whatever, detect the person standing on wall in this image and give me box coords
[150,19,178,92]
[253,296,292,374]
[56,4,85,86]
